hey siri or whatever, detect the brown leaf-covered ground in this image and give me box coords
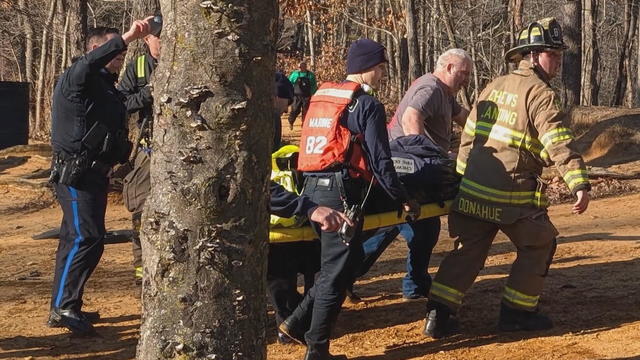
[1,108,640,359]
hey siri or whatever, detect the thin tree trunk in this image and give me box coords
[34,0,57,136]
[420,2,427,73]
[18,0,34,83]
[467,0,479,103]
[137,0,276,359]
[625,0,639,107]
[612,0,637,106]
[561,0,582,108]
[373,0,383,43]
[581,0,600,105]
[386,33,397,100]
[430,0,438,72]
[306,9,315,68]
[436,0,470,108]
[637,1,640,106]
[405,0,422,83]
[437,0,457,48]
[18,0,35,131]
[60,9,71,73]
[51,0,65,74]
[67,0,88,64]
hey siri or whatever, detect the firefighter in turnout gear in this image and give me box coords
[118,13,161,286]
[424,18,591,338]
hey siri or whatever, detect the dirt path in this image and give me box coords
[1,108,640,359]
[0,180,638,359]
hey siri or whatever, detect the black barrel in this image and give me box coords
[0,81,29,150]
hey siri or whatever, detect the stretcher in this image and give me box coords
[269,200,452,243]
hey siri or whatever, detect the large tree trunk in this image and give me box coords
[137,0,277,359]
[561,0,582,108]
[405,0,422,83]
[581,0,600,105]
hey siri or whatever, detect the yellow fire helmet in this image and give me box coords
[505,17,568,63]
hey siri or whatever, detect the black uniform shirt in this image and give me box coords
[343,86,409,203]
[51,36,128,160]
[270,181,317,218]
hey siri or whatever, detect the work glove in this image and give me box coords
[400,199,421,223]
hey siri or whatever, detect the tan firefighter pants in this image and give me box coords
[429,210,558,311]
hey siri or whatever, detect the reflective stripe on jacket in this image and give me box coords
[454,60,590,224]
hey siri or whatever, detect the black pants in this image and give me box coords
[288,95,311,126]
[289,174,364,358]
[51,170,108,311]
[267,241,320,326]
[131,211,142,269]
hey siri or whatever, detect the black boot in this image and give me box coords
[47,309,100,328]
[279,314,308,345]
[345,286,362,304]
[48,308,97,336]
[303,347,348,360]
[498,302,553,332]
[423,300,454,339]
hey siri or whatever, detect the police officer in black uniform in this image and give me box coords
[118,13,162,285]
[47,18,152,336]
[279,39,420,360]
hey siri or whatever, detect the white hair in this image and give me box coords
[435,48,472,71]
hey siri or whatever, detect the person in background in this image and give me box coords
[269,72,321,344]
[118,11,162,286]
[273,72,293,151]
[287,61,318,130]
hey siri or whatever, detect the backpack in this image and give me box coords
[122,149,151,214]
[294,74,312,97]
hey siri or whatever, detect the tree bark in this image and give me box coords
[437,0,457,48]
[34,0,57,136]
[66,0,87,64]
[137,0,276,359]
[625,0,640,107]
[51,0,65,74]
[581,0,600,105]
[373,0,383,43]
[18,0,34,83]
[612,0,637,106]
[561,0,582,108]
[436,0,470,108]
[305,9,315,68]
[405,0,422,83]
